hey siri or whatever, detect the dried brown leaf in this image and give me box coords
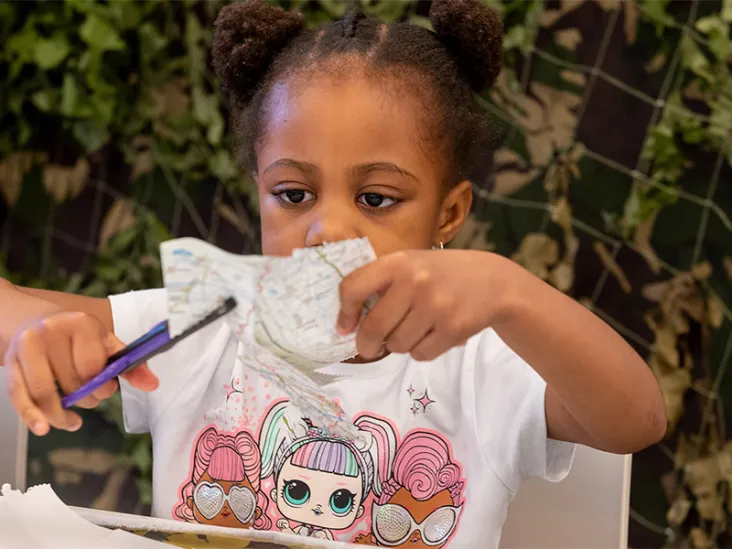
[686,456,724,522]
[596,0,622,10]
[508,83,581,168]
[675,434,696,470]
[667,495,693,526]
[549,261,574,292]
[554,28,583,52]
[624,0,638,44]
[492,149,540,196]
[691,262,712,281]
[450,214,495,252]
[559,70,587,87]
[49,448,118,474]
[593,241,632,293]
[643,281,668,303]
[42,158,89,202]
[551,197,573,233]
[512,233,559,280]
[0,152,46,205]
[723,257,732,280]
[151,78,190,118]
[689,527,711,548]
[634,210,661,273]
[130,136,155,180]
[707,296,724,329]
[644,52,667,74]
[657,367,691,431]
[99,199,137,251]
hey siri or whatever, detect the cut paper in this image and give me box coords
[160,238,377,441]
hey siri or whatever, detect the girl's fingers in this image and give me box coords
[121,363,159,392]
[356,285,413,359]
[105,333,159,392]
[71,318,116,401]
[44,327,99,409]
[384,303,435,355]
[17,329,81,432]
[338,258,396,335]
[4,354,50,436]
[411,330,453,362]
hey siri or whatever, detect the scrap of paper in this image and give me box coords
[160,237,376,440]
[0,484,166,548]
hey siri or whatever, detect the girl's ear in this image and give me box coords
[271,488,278,501]
[436,180,473,247]
[357,505,364,519]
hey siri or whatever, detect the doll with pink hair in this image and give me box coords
[354,430,465,548]
[174,426,271,530]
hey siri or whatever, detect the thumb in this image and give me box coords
[105,333,160,392]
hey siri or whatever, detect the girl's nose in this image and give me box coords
[305,206,359,247]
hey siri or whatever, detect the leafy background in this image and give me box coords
[0,0,730,547]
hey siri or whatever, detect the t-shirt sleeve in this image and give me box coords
[108,288,168,434]
[472,329,575,493]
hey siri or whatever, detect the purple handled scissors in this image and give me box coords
[61,297,237,409]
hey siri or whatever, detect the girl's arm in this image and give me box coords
[490,255,666,454]
[0,277,113,357]
[338,249,666,456]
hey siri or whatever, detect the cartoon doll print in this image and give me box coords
[174,426,272,530]
[353,430,465,548]
[259,401,396,540]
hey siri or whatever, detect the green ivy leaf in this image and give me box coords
[208,149,239,181]
[192,86,224,146]
[408,15,432,31]
[109,0,143,29]
[80,13,125,51]
[679,34,713,83]
[31,89,59,113]
[694,16,730,62]
[723,0,732,23]
[72,120,110,152]
[139,22,168,64]
[33,35,71,69]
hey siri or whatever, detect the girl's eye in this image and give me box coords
[283,480,310,507]
[358,193,397,209]
[275,189,315,205]
[329,489,355,516]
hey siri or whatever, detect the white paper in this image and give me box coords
[160,238,377,440]
[0,484,166,548]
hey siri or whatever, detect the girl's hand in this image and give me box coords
[337,249,507,361]
[4,311,159,436]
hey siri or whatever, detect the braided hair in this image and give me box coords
[212,0,503,188]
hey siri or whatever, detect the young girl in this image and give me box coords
[0,0,665,546]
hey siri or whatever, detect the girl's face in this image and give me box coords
[187,471,261,528]
[255,69,472,257]
[272,457,365,530]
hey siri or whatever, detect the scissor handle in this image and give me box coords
[61,325,171,409]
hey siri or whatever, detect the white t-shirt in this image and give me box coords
[110,289,574,548]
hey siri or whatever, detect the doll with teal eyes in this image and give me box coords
[259,401,395,540]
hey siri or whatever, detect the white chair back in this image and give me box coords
[0,373,28,490]
[500,445,632,548]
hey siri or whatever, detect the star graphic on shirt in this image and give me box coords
[416,390,435,413]
[411,404,420,415]
[407,385,415,396]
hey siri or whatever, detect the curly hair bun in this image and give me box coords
[429,0,504,93]
[212,0,305,104]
